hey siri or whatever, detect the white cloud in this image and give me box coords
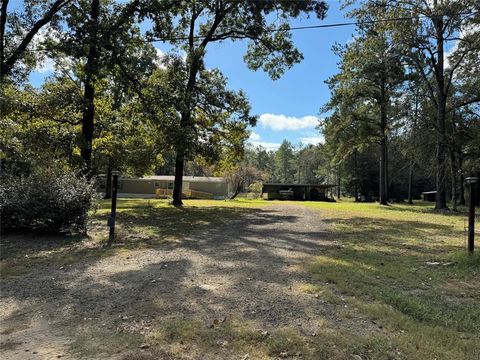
[247,131,280,150]
[248,141,282,151]
[300,136,324,145]
[154,48,167,68]
[259,113,319,131]
[249,131,261,141]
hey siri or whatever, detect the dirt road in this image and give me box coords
[1,204,344,359]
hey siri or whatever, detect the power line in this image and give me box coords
[24,11,478,51]
[144,11,479,42]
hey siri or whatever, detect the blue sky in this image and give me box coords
[29,1,356,151]
[202,2,355,150]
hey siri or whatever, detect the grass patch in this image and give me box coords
[149,317,269,359]
[68,326,144,357]
[150,317,322,359]
[0,261,29,278]
[146,316,415,359]
[93,198,264,248]
[0,243,121,279]
[300,199,480,359]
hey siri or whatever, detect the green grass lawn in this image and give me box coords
[299,199,480,360]
[94,197,268,247]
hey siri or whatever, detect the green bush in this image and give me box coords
[0,168,100,234]
[247,181,263,198]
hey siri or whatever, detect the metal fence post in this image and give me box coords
[107,170,120,246]
[466,177,478,254]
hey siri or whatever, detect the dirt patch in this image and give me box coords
[1,204,366,359]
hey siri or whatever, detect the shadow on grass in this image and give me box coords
[1,258,192,358]
[0,202,334,358]
[1,200,479,359]
[115,205,261,245]
[1,202,329,288]
[307,215,480,334]
[322,216,462,255]
[0,232,97,279]
[0,205,261,265]
[383,202,472,217]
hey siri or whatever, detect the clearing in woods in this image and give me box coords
[1,199,479,359]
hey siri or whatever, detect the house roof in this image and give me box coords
[122,175,226,183]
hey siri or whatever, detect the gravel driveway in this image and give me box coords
[1,204,342,359]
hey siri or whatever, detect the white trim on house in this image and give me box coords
[117,193,156,198]
[98,175,229,198]
[133,175,226,183]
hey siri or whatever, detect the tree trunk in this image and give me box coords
[229,182,243,200]
[379,134,388,205]
[0,0,8,80]
[408,160,414,204]
[171,3,224,206]
[354,150,359,202]
[450,149,457,211]
[476,171,480,207]
[172,144,185,206]
[385,137,389,201]
[450,102,459,211]
[408,86,418,205]
[337,165,341,199]
[434,11,448,210]
[379,92,388,205]
[435,100,448,210]
[80,0,99,177]
[171,7,200,207]
[459,154,465,205]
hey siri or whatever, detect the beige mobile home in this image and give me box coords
[100,175,230,199]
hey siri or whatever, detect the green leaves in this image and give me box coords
[244,26,303,80]
[142,54,255,167]
[149,0,327,80]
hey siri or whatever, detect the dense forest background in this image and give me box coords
[1,0,479,209]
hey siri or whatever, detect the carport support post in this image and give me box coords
[107,171,120,246]
[466,177,478,254]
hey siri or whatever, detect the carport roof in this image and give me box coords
[263,183,336,188]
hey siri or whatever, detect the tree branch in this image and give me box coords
[405,53,438,108]
[447,96,480,114]
[1,0,72,79]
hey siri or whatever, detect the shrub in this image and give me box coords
[0,168,100,234]
[247,181,263,198]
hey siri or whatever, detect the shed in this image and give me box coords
[421,191,437,202]
[262,183,335,201]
